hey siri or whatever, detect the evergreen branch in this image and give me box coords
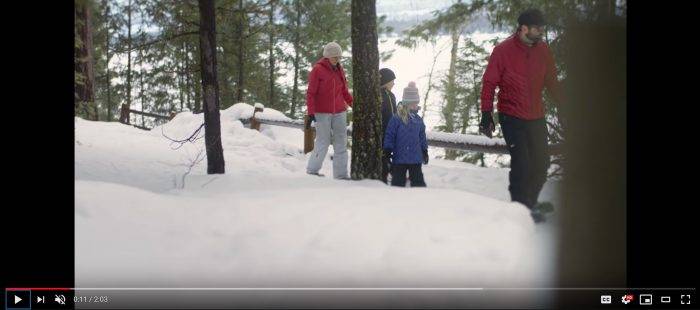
[111,31,199,54]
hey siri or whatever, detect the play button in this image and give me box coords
[6,290,30,308]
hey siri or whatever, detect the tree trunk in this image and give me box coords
[139,47,145,128]
[75,0,98,120]
[235,0,245,103]
[185,48,192,111]
[179,43,185,112]
[198,0,226,174]
[291,52,300,118]
[126,0,132,111]
[289,0,302,119]
[350,0,382,180]
[556,18,626,301]
[185,41,196,112]
[422,45,442,120]
[106,30,112,120]
[194,71,202,112]
[192,40,202,113]
[103,1,112,122]
[444,26,460,160]
[460,108,469,134]
[268,0,276,109]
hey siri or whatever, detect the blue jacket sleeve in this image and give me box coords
[384,116,398,151]
[419,119,427,151]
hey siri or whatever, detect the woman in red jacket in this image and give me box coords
[306,42,353,179]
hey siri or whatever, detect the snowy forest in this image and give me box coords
[76,0,626,171]
[74,0,628,306]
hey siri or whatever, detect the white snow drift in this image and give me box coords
[75,103,557,288]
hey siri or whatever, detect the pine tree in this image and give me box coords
[93,0,119,121]
[75,0,98,121]
[125,0,133,112]
[442,24,461,160]
[267,0,278,110]
[453,36,489,165]
[88,0,390,127]
[283,0,304,118]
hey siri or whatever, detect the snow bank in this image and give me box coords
[76,179,536,287]
[75,103,555,288]
[220,102,293,123]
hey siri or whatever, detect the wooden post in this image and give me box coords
[119,103,130,124]
[303,115,315,154]
[250,105,264,131]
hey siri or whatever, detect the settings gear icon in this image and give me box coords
[622,294,634,304]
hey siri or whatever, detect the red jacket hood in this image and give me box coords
[315,57,345,74]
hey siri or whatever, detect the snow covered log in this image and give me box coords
[241,117,561,155]
[235,103,561,155]
[241,117,305,129]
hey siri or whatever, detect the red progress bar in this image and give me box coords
[6,288,73,291]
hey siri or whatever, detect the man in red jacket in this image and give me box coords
[306,41,354,179]
[478,9,563,222]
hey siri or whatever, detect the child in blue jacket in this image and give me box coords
[383,81,429,187]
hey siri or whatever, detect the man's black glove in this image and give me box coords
[479,111,495,138]
[422,149,429,165]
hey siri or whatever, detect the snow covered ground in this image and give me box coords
[75,103,559,289]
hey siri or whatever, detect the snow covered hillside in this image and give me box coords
[75,103,559,288]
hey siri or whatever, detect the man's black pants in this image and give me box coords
[390,164,426,187]
[499,113,550,209]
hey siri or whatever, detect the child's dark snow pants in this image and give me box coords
[390,164,426,187]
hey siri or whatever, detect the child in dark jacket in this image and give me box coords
[383,81,429,187]
[379,68,397,183]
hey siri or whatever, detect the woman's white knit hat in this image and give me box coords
[323,42,342,58]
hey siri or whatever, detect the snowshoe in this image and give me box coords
[307,172,325,177]
[530,208,547,223]
[533,201,555,214]
[530,202,554,223]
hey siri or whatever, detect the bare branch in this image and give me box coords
[161,123,205,150]
[180,148,205,189]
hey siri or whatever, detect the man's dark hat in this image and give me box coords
[379,68,396,86]
[518,9,546,26]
